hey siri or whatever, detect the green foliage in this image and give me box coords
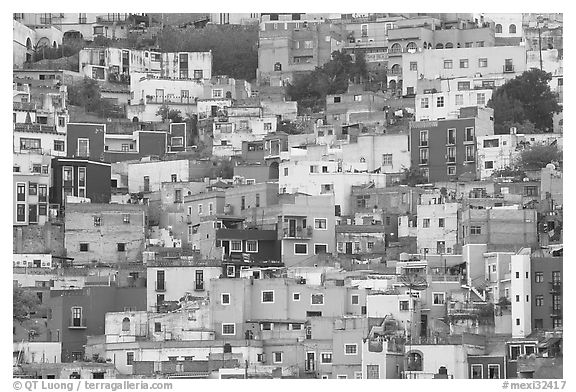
[68,77,103,112]
[400,167,429,186]
[287,51,369,114]
[489,69,562,133]
[211,160,234,179]
[156,104,183,123]
[491,166,526,179]
[13,286,39,323]
[157,25,259,81]
[517,143,562,171]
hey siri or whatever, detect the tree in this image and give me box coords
[156,105,183,123]
[517,143,562,171]
[68,77,102,112]
[13,286,39,323]
[488,69,562,133]
[399,168,429,186]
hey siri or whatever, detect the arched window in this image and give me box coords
[406,351,423,371]
[225,91,232,99]
[274,62,282,71]
[495,24,502,33]
[53,41,57,48]
[428,43,432,49]
[360,157,366,163]
[122,317,130,332]
[389,79,397,90]
[406,42,417,53]
[26,38,32,50]
[445,42,454,49]
[435,43,444,49]
[390,64,401,75]
[390,43,402,54]
[509,24,516,34]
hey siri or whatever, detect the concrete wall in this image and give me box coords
[13,224,65,256]
[128,159,191,193]
[341,134,411,173]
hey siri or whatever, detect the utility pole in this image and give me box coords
[537,16,543,71]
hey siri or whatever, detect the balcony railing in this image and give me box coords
[69,317,87,329]
[146,96,196,105]
[550,306,562,317]
[281,226,312,239]
[549,282,561,294]
[155,281,166,292]
[503,65,515,73]
[13,102,38,111]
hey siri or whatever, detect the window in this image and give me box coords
[221,293,230,305]
[354,94,362,102]
[399,300,410,311]
[126,352,134,366]
[226,265,235,277]
[171,174,177,182]
[273,352,283,363]
[154,322,162,333]
[420,98,429,108]
[382,153,393,166]
[419,148,428,165]
[222,323,235,335]
[510,345,521,360]
[423,218,430,228]
[465,145,475,161]
[122,317,130,332]
[535,272,544,283]
[241,196,246,209]
[524,186,538,197]
[477,93,486,105]
[455,94,464,106]
[246,240,258,253]
[39,204,47,216]
[304,40,313,49]
[311,293,324,305]
[314,244,328,254]
[193,70,203,79]
[17,183,26,201]
[321,352,332,364]
[436,96,444,107]
[314,218,327,230]
[209,202,214,214]
[333,96,341,103]
[367,365,379,379]
[212,89,223,98]
[291,323,302,330]
[230,240,242,252]
[443,60,453,69]
[94,217,101,226]
[458,81,471,91]
[438,218,445,228]
[293,293,300,301]
[262,291,274,303]
[344,344,358,355]
[471,364,483,379]
[77,138,89,157]
[471,226,482,235]
[361,24,368,37]
[410,62,418,71]
[485,161,494,169]
[495,24,502,33]
[20,138,41,151]
[478,58,488,68]
[447,146,456,163]
[465,127,474,142]
[459,59,469,68]
[433,292,445,305]
[294,243,308,255]
[488,364,500,379]
[117,243,126,252]
[80,243,89,252]
[509,24,516,34]
[419,130,428,146]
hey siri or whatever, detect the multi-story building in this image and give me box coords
[146,258,222,312]
[401,45,527,96]
[460,207,538,252]
[325,90,387,127]
[409,110,494,183]
[530,251,562,331]
[66,123,106,161]
[341,133,411,174]
[103,130,168,163]
[64,203,147,264]
[415,88,493,122]
[79,48,212,82]
[13,19,63,68]
[483,13,523,46]
[257,20,344,86]
[13,152,52,226]
[127,158,212,194]
[476,132,562,179]
[416,196,459,255]
[13,124,67,157]
[50,157,111,208]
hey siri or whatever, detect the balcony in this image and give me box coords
[155,281,166,292]
[503,65,515,73]
[69,317,87,329]
[549,282,561,294]
[146,96,196,105]
[281,226,312,239]
[550,306,562,318]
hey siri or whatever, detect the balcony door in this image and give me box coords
[288,219,296,237]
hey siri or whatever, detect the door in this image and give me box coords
[155,89,164,103]
[143,176,150,192]
[345,242,353,254]
[306,352,315,371]
[28,204,38,224]
[211,105,218,117]
[420,314,428,337]
[288,219,296,237]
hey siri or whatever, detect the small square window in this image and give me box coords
[344,344,357,355]
[351,295,359,305]
[311,293,324,305]
[262,290,274,303]
[117,243,126,252]
[222,323,235,335]
[221,293,230,305]
[94,217,101,226]
[123,214,130,224]
[293,293,301,301]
